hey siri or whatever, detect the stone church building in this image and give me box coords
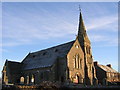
[2,11,119,86]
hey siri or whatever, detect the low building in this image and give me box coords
[94,61,120,85]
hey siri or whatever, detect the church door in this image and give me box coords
[77,75,80,84]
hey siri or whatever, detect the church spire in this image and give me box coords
[77,10,90,44]
[78,11,86,37]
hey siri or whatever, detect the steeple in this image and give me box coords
[77,11,90,44]
[78,12,86,36]
[77,10,97,85]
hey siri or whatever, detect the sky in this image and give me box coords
[1,2,118,77]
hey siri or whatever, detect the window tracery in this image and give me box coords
[74,54,82,69]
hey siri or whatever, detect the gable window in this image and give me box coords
[75,45,79,48]
[79,59,82,69]
[75,54,79,68]
[74,58,76,68]
[74,54,82,69]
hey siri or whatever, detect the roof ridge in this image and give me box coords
[99,64,117,72]
[7,60,21,63]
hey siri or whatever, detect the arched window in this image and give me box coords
[20,77,24,83]
[86,46,91,54]
[74,54,82,69]
[31,75,34,83]
[76,54,79,68]
[27,76,29,84]
[75,54,79,68]
[89,47,90,54]
[79,59,82,69]
[74,58,76,68]
[86,46,88,54]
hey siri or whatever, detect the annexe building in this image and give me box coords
[94,62,120,85]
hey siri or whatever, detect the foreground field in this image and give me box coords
[1,85,120,90]
[1,81,120,90]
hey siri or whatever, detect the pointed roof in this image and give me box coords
[78,12,86,35]
[77,11,90,44]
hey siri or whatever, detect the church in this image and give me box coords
[2,11,119,86]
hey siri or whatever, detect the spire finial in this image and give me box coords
[79,5,81,12]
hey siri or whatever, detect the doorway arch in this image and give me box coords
[76,73,83,84]
[76,74,80,83]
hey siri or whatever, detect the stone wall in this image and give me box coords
[21,66,55,85]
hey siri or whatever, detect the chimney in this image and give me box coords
[107,64,112,68]
[94,61,98,66]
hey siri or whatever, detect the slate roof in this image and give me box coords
[98,64,117,73]
[22,40,75,70]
